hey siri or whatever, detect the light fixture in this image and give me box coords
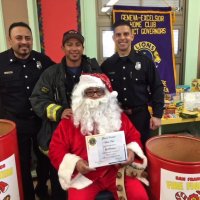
[106,0,119,6]
[101,6,111,13]
[101,0,119,13]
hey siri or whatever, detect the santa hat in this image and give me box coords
[72,73,117,111]
[77,73,113,92]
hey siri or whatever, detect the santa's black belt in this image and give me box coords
[123,106,147,115]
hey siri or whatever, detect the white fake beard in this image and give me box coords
[73,92,122,135]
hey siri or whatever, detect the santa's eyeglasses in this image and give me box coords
[84,87,105,97]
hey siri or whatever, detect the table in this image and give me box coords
[159,115,200,135]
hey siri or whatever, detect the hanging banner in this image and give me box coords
[113,6,176,94]
[38,0,79,62]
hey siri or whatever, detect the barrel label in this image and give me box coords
[160,168,200,200]
[0,154,20,200]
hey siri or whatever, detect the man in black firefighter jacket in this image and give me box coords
[30,30,101,200]
[0,22,55,200]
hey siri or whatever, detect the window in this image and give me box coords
[102,30,114,57]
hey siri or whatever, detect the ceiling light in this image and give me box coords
[101,6,111,13]
[106,0,119,6]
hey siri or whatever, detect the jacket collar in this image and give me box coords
[111,49,137,64]
[61,54,89,68]
[7,48,35,64]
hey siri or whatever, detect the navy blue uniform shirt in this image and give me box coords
[0,48,54,118]
[101,50,164,118]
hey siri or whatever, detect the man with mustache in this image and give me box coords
[0,22,54,200]
[48,73,149,200]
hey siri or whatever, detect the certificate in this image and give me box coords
[85,131,127,168]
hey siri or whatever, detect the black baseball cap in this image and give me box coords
[62,30,84,46]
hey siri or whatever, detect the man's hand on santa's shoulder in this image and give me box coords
[76,159,96,175]
[61,108,72,119]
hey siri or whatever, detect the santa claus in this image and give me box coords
[49,73,149,200]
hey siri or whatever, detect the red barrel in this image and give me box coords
[146,134,200,200]
[0,119,23,200]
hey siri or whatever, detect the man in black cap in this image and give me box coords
[30,30,101,200]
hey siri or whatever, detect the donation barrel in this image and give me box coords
[146,134,200,200]
[0,119,23,200]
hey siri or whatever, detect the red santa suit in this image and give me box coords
[49,73,149,200]
[49,113,148,200]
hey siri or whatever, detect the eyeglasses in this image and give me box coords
[84,88,105,97]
